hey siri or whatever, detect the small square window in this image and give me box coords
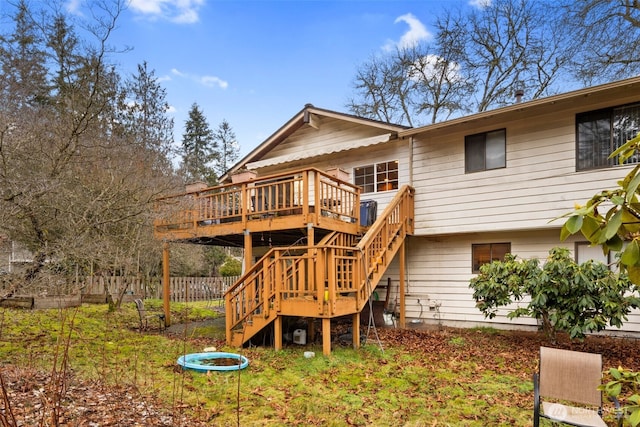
[354,160,399,193]
[472,243,510,272]
[465,129,506,173]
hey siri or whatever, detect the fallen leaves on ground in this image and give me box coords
[0,365,211,427]
[2,326,640,426]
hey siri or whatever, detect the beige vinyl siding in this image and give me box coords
[380,230,640,334]
[412,105,637,235]
[253,127,411,211]
[259,117,389,161]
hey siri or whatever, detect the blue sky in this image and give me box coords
[69,0,484,158]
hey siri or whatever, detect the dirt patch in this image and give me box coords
[164,316,225,339]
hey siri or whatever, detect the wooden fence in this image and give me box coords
[81,276,238,302]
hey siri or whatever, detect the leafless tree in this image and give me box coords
[451,0,572,111]
[347,51,416,126]
[559,0,640,85]
[0,0,180,298]
[348,0,579,124]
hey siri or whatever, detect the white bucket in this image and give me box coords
[383,312,394,326]
[293,329,307,345]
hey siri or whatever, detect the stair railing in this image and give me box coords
[224,185,414,345]
[354,185,415,310]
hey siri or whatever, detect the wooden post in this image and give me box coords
[322,317,331,356]
[244,229,252,270]
[399,240,406,328]
[274,316,282,351]
[352,312,360,349]
[162,241,171,327]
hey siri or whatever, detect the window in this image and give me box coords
[465,129,506,173]
[354,161,398,193]
[472,243,511,273]
[577,103,640,171]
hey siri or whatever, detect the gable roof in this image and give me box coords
[400,76,640,138]
[221,104,409,181]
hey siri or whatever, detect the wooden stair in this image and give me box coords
[225,185,415,351]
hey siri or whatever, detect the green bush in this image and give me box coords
[219,257,241,277]
[469,247,640,343]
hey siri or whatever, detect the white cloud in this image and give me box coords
[469,0,491,8]
[171,68,228,89]
[171,68,186,77]
[128,0,204,24]
[201,75,229,89]
[64,0,83,15]
[384,13,431,51]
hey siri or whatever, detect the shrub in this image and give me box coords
[219,258,241,277]
[469,247,640,343]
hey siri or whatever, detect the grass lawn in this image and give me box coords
[1,300,638,426]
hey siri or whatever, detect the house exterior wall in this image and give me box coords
[381,230,640,335]
[235,82,640,336]
[410,89,640,236]
[249,120,412,211]
[378,84,640,335]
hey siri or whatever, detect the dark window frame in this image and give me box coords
[465,128,506,173]
[472,242,511,273]
[576,102,640,171]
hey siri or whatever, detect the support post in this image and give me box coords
[399,240,406,328]
[244,229,252,270]
[322,318,331,356]
[352,312,360,350]
[274,316,282,351]
[162,241,171,327]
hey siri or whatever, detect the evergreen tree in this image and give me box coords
[212,119,240,178]
[121,61,175,169]
[180,103,218,184]
[46,14,82,100]
[0,0,49,108]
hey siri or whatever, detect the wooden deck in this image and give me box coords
[154,167,415,355]
[154,168,362,247]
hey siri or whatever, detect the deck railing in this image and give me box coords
[354,185,414,310]
[224,185,414,342]
[154,168,361,236]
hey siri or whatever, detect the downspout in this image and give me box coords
[407,136,414,294]
[409,136,414,187]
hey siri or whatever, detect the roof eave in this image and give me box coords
[221,105,408,182]
[399,76,640,138]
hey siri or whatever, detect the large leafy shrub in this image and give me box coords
[560,132,640,284]
[469,247,640,343]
